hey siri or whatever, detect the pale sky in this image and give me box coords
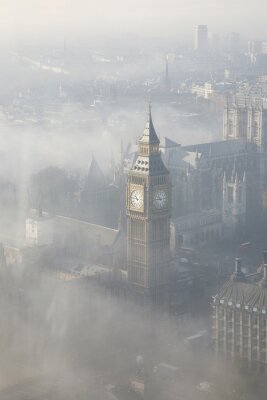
[0,0,266,43]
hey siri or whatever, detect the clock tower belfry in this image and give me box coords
[126,106,171,302]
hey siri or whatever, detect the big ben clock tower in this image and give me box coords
[126,105,171,304]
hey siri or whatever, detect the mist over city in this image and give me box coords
[2,1,267,399]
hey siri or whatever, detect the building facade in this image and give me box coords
[222,170,247,238]
[171,209,223,250]
[213,255,267,373]
[126,107,171,303]
[223,98,267,149]
[194,25,208,52]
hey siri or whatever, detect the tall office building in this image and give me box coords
[194,25,208,52]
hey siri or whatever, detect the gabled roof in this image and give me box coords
[161,137,180,149]
[161,147,199,169]
[86,156,106,187]
[55,215,120,248]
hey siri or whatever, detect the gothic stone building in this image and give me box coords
[223,97,267,149]
[159,138,260,249]
[213,255,267,374]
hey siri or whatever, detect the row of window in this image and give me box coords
[139,145,159,155]
[130,220,145,240]
[152,220,169,241]
[129,265,145,285]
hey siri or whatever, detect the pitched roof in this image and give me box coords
[161,137,180,149]
[131,153,169,176]
[55,215,120,248]
[86,156,106,187]
[214,280,267,311]
[183,139,256,159]
[162,147,199,169]
[131,106,168,176]
[138,106,160,145]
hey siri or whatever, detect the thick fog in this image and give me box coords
[1,0,267,399]
[1,0,267,43]
[0,263,263,400]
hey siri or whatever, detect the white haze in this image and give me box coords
[1,0,267,45]
[0,1,264,399]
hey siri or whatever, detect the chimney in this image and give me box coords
[231,257,245,282]
[235,258,241,274]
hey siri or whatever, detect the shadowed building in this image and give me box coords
[79,156,119,228]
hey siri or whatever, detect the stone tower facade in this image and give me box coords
[223,98,267,149]
[222,170,246,238]
[126,107,171,302]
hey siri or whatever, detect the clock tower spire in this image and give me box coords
[126,105,171,304]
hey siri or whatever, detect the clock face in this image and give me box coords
[130,189,144,210]
[153,190,167,209]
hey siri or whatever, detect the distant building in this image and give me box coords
[191,82,214,100]
[191,81,235,103]
[194,25,208,52]
[262,41,267,55]
[213,254,267,374]
[26,208,53,246]
[229,32,240,53]
[223,97,267,149]
[248,40,262,56]
[211,33,221,52]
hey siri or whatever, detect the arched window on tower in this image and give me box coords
[252,120,259,140]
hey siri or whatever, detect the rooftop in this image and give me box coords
[183,139,256,159]
[138,105,160,146]
[214,272,267,312]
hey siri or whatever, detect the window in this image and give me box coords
[228,120,234,137]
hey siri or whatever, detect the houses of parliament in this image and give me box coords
[23,107,174,307]
[2,99,267,373]
[23,100,267,288]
